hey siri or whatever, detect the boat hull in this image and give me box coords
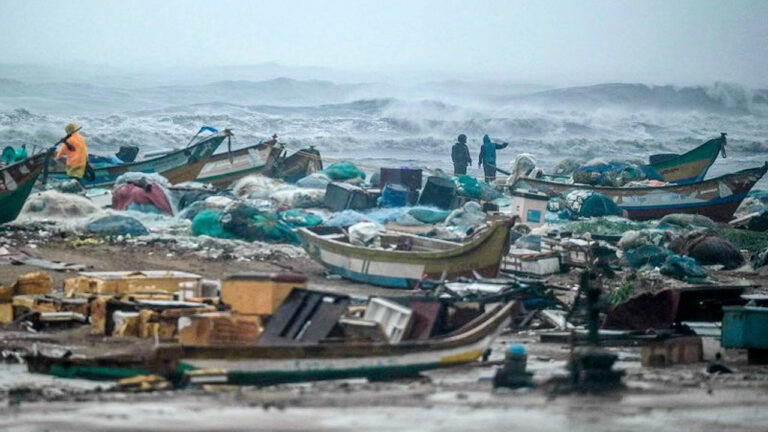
[512,163,768,222]
[195,144,322,187]
[650,135,725,184]
[0,152,49,224]
[167,302,516,386]
[26,302,518,386]
[48,133,227,188]
[196,142,282,187]
[299,220,513,288]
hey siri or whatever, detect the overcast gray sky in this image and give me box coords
[1,0,766,86]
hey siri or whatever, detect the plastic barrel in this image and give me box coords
[418,176,457,209]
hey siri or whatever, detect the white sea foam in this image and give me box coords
[0,79,766,185]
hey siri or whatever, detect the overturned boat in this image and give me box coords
[0,151,50,224]
[298,219,514,289]
[511,163,768,222]
[47,130,230,188]
[26,302,517,386]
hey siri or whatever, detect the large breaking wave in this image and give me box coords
[0,78,766,184]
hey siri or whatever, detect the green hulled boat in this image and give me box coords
[649,133,727,184]
[0,151,50,224]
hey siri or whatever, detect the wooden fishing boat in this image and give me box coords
[298,219,514,289]
[48,131,230,188]
[511,163,768,222]
[276,145,323,183]
[196,140,323,187]
[195,138,283,187]
[540,135,727,185]
[26,301,518,385]
[649,133,727,184]
[0,151,50,224]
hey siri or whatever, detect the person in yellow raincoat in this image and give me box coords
[55,123,89,178]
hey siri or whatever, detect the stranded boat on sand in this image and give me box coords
[540,134,728,185]
[195,136,323,187]
[512,162,768,222]
[298,219,514,289]
[26,302,518,386]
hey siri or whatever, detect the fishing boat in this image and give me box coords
[47,130,230,188]
[195,137,323,187]
[298,219,514,289]
[26,301,518,385]
[540,134,727,185]
[648,133,727,184]
[275,145,323,183]
[195,136,283,187]
[511,162,768,222]
[0,151,50,224]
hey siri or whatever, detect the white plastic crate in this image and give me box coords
[504,248,561,275]
[363,297,414,343]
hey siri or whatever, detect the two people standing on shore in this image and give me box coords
[451,134,508,182]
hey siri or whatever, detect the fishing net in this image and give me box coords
[455,175,482,199]
[715,228,768,252]
[232,175,285,199]
[219,202,300,244]
[85,214,149,237]
[348,222,384,246]
[15,191,104,227]
[623,245,672,268]
[657,213,717,230]
[320,162,366,182]
[279,209,323,227]
[270,188,325,209]
[407,207,450,224]
[579,193,622,218]
[618,229,674,250]
[114,172,172,189]
[563,190,621,218]
[572,160,663,187]
[445,201,486,228]
[660,255,707,282]
[552,157,585,175]
[562,217,650,237]
[296,173,332,189]
[191,209,231,239]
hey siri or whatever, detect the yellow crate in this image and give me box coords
[65,271,201,296]
[220,273,307,315]
[0,303,13,324]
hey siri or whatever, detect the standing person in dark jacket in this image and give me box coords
[451,134,472,175]
[478,134,508,182]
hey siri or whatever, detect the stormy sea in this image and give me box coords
[1,67,766,187]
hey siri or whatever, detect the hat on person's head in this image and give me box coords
[65,123,78,134]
